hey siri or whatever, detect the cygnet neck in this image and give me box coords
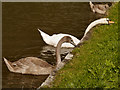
[56,37,66,67]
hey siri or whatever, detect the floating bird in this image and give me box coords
[4,36,76,75]
[89,1,109,14]
[38,18,114,48]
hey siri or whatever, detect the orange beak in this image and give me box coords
[108,21,114,24]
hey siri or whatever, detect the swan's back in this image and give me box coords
[15,57,53,68]
[38,29,80,48]
[51,33,80,47]
[94,4,109,11]
[5,57,53,75]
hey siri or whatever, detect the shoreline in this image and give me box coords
[40,2,119,88]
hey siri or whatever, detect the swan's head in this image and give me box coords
[98,18,114,24]
[62,36,76,47]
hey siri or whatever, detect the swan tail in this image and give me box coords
[38,29,50,37]
[3,57,14,72]
[38,29,51,44]
[89,1,94,7]
[89,1,95,11]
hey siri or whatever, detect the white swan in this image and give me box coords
[4,36,76,75]
[38,18,114,48]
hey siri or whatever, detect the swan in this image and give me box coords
[38,18,114,48]
[3,36,76,75]
[89,1,109,14]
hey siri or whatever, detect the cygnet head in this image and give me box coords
[98,18,114,24]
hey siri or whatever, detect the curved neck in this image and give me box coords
[56,38,65,66]
[81,19,103,40]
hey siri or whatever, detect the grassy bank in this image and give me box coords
[51,3,119,88]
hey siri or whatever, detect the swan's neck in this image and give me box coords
[83,20,103,38]
[56,39,65,66]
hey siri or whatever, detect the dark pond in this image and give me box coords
[2,2,104,88]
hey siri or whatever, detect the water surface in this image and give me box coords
[2,2,103,88]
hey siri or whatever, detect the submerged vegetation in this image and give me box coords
[52,3,119,88]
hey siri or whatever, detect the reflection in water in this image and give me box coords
[40,45,73,65]
[2,2,104,88]
[2,70,48,88]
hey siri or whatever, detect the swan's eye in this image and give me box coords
[107,19,110,23]
[71,40,73,42]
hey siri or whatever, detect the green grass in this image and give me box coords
[51,3,119,88]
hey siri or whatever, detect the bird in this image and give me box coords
[4,36,76,75]
[38,18,114,48]
[89,1,109,14]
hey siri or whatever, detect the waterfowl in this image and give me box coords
[38,18,114,48]
[89,1,109,14]
[4,36,76,75]
[38,30,80,48]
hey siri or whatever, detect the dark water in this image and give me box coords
[2,2,103,88]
